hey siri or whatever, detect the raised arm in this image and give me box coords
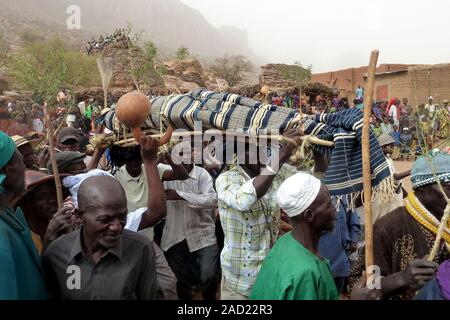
[138,136,167,230]
[161,152,189,181]
[253,128,301,198]
[86,146,106,172]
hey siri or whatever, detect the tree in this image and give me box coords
[279,63,311,88]
[210,54,254,87]
[143,41,158,62]
[133,40,164,89]
[8,37,99,107]
[294,61,312,73]
[175,47,189,60]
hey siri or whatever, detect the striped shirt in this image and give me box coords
[215,163,296,297]
[160,165,218,252]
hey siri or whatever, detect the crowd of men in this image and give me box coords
[85,28,129,55]
[0,89,449,301]
[290,89,449,160]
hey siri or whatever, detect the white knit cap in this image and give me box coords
[276,172,322,218]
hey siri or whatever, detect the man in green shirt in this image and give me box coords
[250,172,338,300]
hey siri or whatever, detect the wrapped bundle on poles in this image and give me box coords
[102,89,304,134]
[99,89,393,203]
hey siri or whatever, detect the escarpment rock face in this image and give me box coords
[0,0,256,60]
[162,58,208,90]
[259,64,311,91]
[164,58,207,86]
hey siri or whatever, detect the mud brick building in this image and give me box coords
[312,64,411,100]
[312,63,450,106]
[365,64,450,105]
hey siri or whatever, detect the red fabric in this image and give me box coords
[387,97,397,114]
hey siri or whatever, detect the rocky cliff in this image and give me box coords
[0,0,256,59]
[162,58,207,90]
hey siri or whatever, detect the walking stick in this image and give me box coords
[43,102,64,209]
[362,50,379,279]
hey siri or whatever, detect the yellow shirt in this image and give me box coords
[31,231,43,254]
[114,163,171,212]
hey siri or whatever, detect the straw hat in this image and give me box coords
[11,135,40,148]
[12,170,69,207]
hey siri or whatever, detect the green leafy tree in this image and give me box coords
[156,64,167,77]
[280,63,311,88]
[175,47,189,60]
[132,40,164,90]
[8,37,99,107]
[210,54,254,87]
[143,41,158,62]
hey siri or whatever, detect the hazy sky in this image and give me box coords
[179,0,450,73]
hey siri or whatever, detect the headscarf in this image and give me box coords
[276,172,321,218]
[387,97,397,113]
[62,169,114,208]
[411,151,450,189]
[0,131,16,192]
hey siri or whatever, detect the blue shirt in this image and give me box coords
[318,198,361,278]
[355,88,364,100]
[391,132,401,146]
[414,278,446,300]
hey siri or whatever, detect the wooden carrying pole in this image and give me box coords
[362,50,379,277]
[43,103,64,209]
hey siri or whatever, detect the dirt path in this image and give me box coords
[394,159,414,192]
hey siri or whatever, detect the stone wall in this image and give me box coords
[259,64,310,92]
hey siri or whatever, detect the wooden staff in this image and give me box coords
[428,202,450,261]
[43,103,64,209]
[362,50,379,277]
[114,129,334,147]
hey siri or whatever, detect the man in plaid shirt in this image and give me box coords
[215,129,301,299]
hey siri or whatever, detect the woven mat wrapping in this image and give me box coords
[303,108,395,201]
[101,89,302,133]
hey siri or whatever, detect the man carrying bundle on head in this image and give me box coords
[215,128,301,300]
